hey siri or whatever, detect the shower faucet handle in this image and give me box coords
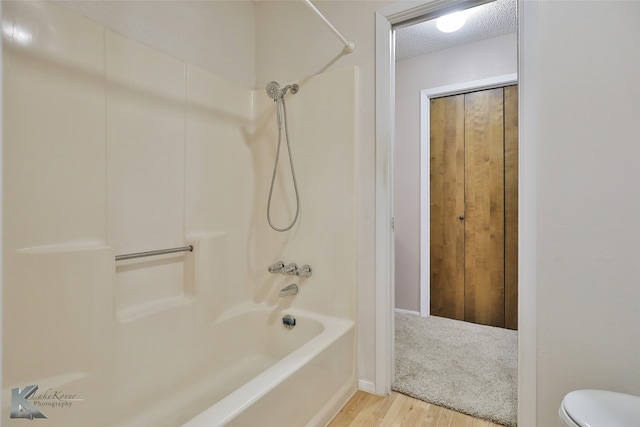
[268,261,285,274]
[283,263,298,275]
[298,265,312,278]
[269,262,311,277]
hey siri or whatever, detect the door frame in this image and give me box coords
[419,74,518,317]
[375,1,539,425]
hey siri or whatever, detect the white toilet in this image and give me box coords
[559,389,640,427]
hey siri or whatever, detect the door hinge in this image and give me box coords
[391,217,395,231]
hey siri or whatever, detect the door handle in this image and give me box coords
[459,215,465,220]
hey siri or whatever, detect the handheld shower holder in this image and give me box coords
[284,84,299,96]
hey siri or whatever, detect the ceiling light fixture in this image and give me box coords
[436,11,467,33]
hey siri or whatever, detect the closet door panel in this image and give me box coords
[430,95,465,320]
[464,88,505,327]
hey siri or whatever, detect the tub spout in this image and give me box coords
[279,283,299,297]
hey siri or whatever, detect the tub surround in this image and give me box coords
[2,1,358,425]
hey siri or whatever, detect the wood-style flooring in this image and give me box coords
[327,390,504,427]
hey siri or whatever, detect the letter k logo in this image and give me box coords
[10,385,47,419]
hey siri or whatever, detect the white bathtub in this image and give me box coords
[177,305,355,427]
[108,304,355,427]
[3,301,355,427]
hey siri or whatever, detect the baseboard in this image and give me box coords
[394,308,420,316]
[358,379,376,394]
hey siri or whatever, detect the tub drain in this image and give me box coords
[282,315,296,329]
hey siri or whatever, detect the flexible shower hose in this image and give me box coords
[267,97,300,232]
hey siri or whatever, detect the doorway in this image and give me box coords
[387,0,520,423]
[374,1,538,424]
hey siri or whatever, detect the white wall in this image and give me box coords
[2,2,253,423]
[527,1,640,425]
[251,67,359,320]
[394,33,517,312]
[56,0,256,88]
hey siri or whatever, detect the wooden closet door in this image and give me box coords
[464,88,505,328]
[430,85,518,329]
[430,95,465,321]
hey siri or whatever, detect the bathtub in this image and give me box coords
[109,304,355,427]
[176,305,355,427]
[3,301,356,427]
[3,301,355,427]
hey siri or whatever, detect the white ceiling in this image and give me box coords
[395,0,517,61]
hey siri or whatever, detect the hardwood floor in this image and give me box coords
[327,390,504,427]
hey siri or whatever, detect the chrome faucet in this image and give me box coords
[279,283,299,297]
[269,261,312,277]
[298,264,312,277]
[268,261,285,273]
[283,263,298,275]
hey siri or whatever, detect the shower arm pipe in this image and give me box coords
[302,0,355,53]
[115,245,193,261]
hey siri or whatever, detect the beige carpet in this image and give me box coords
[394,313,518,427]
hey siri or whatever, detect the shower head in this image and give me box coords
[266,81,299,101]
[266,81,282,101]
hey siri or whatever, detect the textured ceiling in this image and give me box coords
[395,0,517,61]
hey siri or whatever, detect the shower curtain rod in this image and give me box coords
[302,0,355,53]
